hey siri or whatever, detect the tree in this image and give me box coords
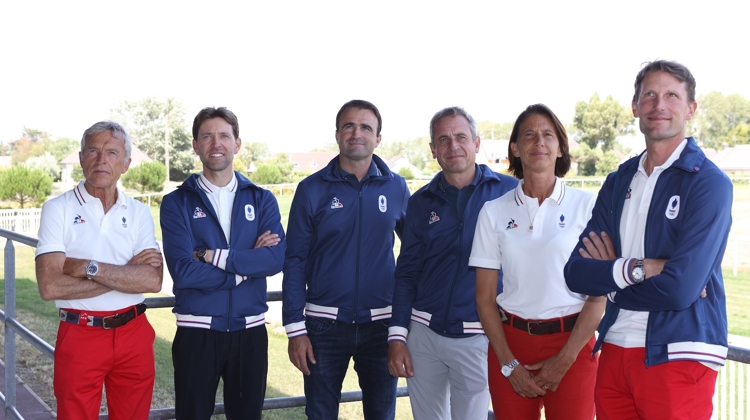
[263,153,296,183]
[477,121,513,140]
[24,152,62,181]
[0,166,53,208]
[573,93,634,151]
[122,161,167,194]
[111,97,195,181]
[398,167,415,180]
[241,142,270,163]
[250,164,282,185]
[693,91,750,149]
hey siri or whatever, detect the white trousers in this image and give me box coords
[406,321,491,420]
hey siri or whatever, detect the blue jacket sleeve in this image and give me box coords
[391,200,423,329]
[224,190,286,279]
[394,180,410,240]
[161,192,238,291]
[613,173,732,311]
[282,185,313,326]
[564,172,621,296]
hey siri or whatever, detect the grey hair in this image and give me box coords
[81,121,132,161]
[429,107,478,143]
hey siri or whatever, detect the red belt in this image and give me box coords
[59,303,147,329]
[500,309,579,335]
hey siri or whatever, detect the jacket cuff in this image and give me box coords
[235,274,245,285]
[285,321,307,338]
[388,326,408,343]
[613,258,635,288]
[213,249,229,270]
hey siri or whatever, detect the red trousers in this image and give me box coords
[54,310,155,420]
[596,343,718,420]
[488,323,597,420]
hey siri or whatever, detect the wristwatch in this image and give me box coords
[501,359,519,378]
[85,260,99,280]
[631,259,645,283]
[196,247,208,263]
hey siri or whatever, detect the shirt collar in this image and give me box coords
[74,180,128,208]
[514,177,565,206]
[197,172,238,194]
[638,138,688,176]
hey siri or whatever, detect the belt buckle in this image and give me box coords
[527,322,540,335]
[101,314,119,330]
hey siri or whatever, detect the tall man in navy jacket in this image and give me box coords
[161,107,286,420]
[387,107,517,419]
[565,61,732,419]
[283,100,410,419]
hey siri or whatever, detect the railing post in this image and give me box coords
[4,239,18,417]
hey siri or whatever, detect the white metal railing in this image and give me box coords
[0,210,41,236]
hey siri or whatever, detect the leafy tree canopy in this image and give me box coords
[122,161,167,194]
[573,93,634,151]
[250,164,282,185]
[24,152,61,181]
[477,121,513,140]
[0,166,53,208]
[692,91,750,149]
[111,97,195,181]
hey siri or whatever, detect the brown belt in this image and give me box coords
[500,309,579,335]
[59,303,147,329]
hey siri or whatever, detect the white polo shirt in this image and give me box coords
[36,180,159,311]
[469,178,596,320]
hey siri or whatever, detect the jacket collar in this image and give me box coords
[321,154,394,181]
[426,164,501,194]
[179,171,259,193]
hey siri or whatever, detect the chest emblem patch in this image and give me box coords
[379,195,387,213]
[193,207,207,219]
[665,195,680,220]
[121,217,128,228]
[429,211,440,224]
[558,214,566,229]
[245,204,255,221]
[506,218,518,230]
[73,214,85,225]
[331,197,343,209]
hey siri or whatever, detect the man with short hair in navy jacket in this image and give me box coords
[282,99,409,419]
[565,61,732,420]
[161,107,285,420]
[387,107,517,419]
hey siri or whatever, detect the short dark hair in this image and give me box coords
[633,60,696,104]
[429,107,477,143]
[335,100,382,136]
[192,107,239,140]
[507,104,571,179]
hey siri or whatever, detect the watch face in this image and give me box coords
[633,267,644,281]
[86,261,98,278]
[501,366,512,377]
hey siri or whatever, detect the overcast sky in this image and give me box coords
[2,0,748,153]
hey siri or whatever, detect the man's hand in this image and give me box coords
[288,335,316,375]
[387,341,414,378]
[128,248,163,267]
[254,230,281,249]
[579,231,616,260]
